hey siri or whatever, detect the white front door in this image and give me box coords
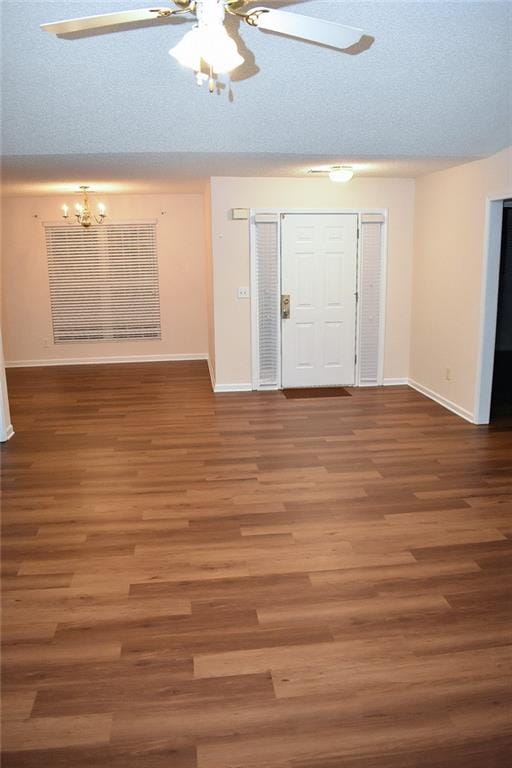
[281,213,358,388]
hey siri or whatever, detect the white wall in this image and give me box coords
[210,176,415,387]
[410,146,512,419]
[1,193,208,365]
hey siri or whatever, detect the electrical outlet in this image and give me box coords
[43,337,49,349]
[445,367,451,381]
[237,287,250,299]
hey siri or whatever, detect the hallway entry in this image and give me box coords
[490,201,512,418]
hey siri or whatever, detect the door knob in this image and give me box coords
[281,294,291,319]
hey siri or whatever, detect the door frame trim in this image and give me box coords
[250,208,388,391]
[474,191,512,424]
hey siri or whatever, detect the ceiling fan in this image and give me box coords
[41,1,368,92]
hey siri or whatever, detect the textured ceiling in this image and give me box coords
[1,0,511,193]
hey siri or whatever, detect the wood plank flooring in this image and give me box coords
[1,361,512,767]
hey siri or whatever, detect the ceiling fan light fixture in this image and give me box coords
[170,23,244,75]
[329,166,354,183]
[169,26,203,71]
[203,27,244,73]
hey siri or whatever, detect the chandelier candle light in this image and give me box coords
[62,186,107,227]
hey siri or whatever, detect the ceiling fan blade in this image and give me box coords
[41,8,173,36]
[247,8,364,50]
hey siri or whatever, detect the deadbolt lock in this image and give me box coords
[281,294,291,319]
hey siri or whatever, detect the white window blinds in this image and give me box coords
[253,214,280,388]
[358,214,385,385]
[45,222,161,344]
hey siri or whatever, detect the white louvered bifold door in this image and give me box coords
[45,222,161,344]
[358,214,385,385]
[252,214,280,388]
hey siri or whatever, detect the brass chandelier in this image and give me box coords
[62,186,107,228]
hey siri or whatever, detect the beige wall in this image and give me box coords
[410,146,512,418]
[210,176,415,387]
[1,193,208,364]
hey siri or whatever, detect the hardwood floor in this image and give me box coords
[1,361,512,767]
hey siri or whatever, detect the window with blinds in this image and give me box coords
[358,214,385,385]
[45,222,161,344]
[252,214,280,388]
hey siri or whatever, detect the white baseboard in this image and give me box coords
[408,379,474,423]
[1,424,15,442]
[383,378,409,386]
[357,379,408,387]
[5,353,208,368]
[214,383,253,393]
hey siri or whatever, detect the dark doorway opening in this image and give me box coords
[490,201,512,419]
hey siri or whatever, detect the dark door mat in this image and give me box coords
[283,387,351,399]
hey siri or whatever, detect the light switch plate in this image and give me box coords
[237,287,250,299]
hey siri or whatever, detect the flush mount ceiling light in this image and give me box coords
[61,186,107,228]
[329,166,355,183]
[41,1,369,94]
[308,166,355,183]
